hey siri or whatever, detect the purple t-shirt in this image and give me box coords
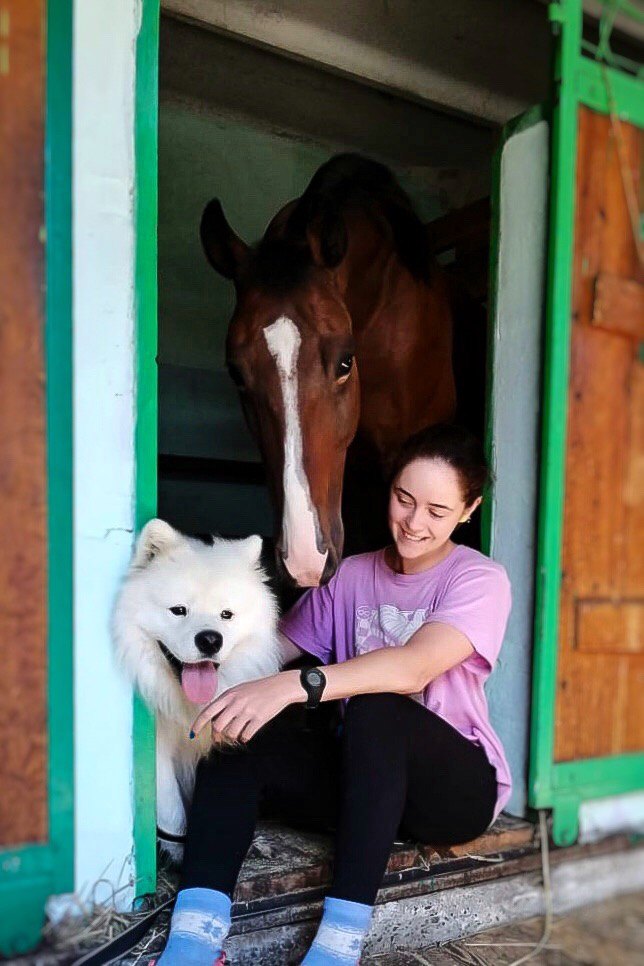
[280,543,512,820]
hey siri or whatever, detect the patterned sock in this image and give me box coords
[301,896,373,965]
[156,887,231,965]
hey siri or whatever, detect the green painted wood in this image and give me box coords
[529,0,583,813]
[529,0,644,836]
[578,58,644,127]
[0,0,74,954]
[133,0,161,900]
[45,0,74,899]
[551,795,580,847]
[553,755,644,797]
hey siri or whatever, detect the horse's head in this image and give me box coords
[200,196,360,587]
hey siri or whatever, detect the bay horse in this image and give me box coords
[200,154,456,587]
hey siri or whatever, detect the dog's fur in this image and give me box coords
[112,519,283,841]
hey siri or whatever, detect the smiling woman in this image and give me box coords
[385,421,489,574]
[155,423,512,966]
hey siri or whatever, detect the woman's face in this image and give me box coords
[388,458,481,568]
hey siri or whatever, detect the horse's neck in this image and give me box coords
[338,219,394,333]
[339,221,456,454]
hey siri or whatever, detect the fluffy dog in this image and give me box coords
[112,518,283,845]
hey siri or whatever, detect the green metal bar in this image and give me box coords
[552,794,580,846]
[553,754,644,797]
[531,0,644,833]
[577,59,644,125]
[133,0,161,900]
[0,0,74,953]
[45,0,74,897]
[480,158,501,557]
[529,0,582,808]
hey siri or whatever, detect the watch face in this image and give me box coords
[308,670,323,686]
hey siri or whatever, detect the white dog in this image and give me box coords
[112,518,283,845]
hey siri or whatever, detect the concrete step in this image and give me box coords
[19,819,643,965]
[223,836,644,964]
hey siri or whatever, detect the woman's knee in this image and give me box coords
[343,692,412,734]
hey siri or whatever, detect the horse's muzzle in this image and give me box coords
[276,545,339,588]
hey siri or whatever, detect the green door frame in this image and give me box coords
[130,0,644,886]
[529,0,644,846]
[132,0,161,900]
[0,0,74,954]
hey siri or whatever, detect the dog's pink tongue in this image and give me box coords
[181,662,218,704]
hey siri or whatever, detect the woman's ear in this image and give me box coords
[459,496,482,524]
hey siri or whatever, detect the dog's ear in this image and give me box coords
[132,518,182,569]
[239,534,263,567]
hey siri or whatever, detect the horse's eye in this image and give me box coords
[336,353,354,380]
[227,363,246,391]
[169,606,187,617]
[220,609,233,620]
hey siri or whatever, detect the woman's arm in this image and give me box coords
[312,622,473,700]
[276,630,306,666]
[191,623,473,742]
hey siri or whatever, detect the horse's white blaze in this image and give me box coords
[263,316,328,586]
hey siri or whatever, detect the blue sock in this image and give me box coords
[301,896,373,965]
[156,887,231,965]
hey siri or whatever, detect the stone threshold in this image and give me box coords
[230,813,537,915]
[11,818,642,965]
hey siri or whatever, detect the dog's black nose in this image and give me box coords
[194,629,223,657]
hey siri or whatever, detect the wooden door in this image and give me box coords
[0,0,73,954]
[554,106,644,761]
[0,0,48,850]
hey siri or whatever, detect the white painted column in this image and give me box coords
[72,0,140,908]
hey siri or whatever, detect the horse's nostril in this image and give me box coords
[194,629,223,656]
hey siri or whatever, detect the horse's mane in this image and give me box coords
[294,153,432,280]
[248,154,432,291]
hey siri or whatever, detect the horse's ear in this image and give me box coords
[200,199,249,281]
[288,196,348,270]
[307,206,348,269]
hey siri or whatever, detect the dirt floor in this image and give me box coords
[5,890,642,964]
[363,890,644,965]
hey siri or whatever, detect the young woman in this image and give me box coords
[157,424,512,966]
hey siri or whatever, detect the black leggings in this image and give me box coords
[180,693,498,906]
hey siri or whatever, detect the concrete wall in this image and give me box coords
[72,0,139,910]
[163,0,551,124]
[487,118,549,816]
[66,4,641,917]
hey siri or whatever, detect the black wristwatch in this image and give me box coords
[299,667,327,709]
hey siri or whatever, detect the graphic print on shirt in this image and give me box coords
[354,604,428,654]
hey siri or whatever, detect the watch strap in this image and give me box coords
[299,667,326,709]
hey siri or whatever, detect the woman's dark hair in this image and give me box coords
[388,423,492,507]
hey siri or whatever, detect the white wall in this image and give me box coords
[163,0,551,124]
[487,118,549,816]
[72,0,140,908]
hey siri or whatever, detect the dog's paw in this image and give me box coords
[157,827,185,868]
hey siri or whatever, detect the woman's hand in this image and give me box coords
[190,670,304,744]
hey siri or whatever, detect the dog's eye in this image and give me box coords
[169,605,187,617]
[220,610,233,620]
